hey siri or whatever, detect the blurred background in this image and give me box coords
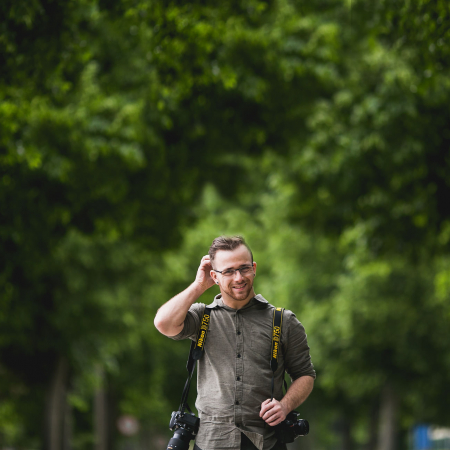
[1,0,450,449]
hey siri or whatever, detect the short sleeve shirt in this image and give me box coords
[171,294,316,450]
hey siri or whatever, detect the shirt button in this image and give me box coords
[237,353,241,358]
[235,400,239,405]
[237,331,241,335]
[237,376,241,381]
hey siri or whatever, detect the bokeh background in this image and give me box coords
[1,0,450,449]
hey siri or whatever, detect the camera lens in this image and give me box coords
[166,428,193,450]
[293,419,309,436]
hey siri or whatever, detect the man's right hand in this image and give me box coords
[154,255,216,337]
[195,255,216,290]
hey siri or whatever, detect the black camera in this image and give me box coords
[275,411,309,443]
[166,410,200,450]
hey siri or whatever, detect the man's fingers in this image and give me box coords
[200,256,212,268]
[261,406,279,419]
[259,399,273,417]
[264,412,282,426]
[260,398,288,427]
[267,416,283,427]
[199,256,212,271]
[266,413,278,423]
[260,400,286,425]
[262,407,278,420]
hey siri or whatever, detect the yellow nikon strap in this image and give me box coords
[180,306,212,413]
[271,307,284,372]
[192,306,212,360]
[270,307,285,400]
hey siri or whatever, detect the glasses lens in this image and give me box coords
[220,266,253,277]
[222,270,235,277]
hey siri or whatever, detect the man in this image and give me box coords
[154,236,315,450]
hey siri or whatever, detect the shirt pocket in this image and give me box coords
[249,323,273,360]
[249,323,285,366]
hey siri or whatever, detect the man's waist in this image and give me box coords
[198,412,268,429]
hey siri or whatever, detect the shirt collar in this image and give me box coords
[207,293,268,310]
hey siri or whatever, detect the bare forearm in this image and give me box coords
[154,281,207,336]
[280,376,314,413]
[155,255,215,337]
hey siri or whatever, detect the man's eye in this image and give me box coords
[241,267,252,274]
[222,270,234,276]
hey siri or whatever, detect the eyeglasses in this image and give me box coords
[213,265,254,277]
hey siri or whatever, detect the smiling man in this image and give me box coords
[154,236,315,450]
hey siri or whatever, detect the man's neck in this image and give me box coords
[221,289,256,310]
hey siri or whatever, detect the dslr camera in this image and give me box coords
[275,411,309,443]
[166,410,200,450]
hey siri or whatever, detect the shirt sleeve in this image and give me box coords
[170,302,205,341]
[283,310,316,381]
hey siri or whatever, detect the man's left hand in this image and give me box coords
[259,399,288,426]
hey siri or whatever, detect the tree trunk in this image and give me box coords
[342,417,354,450]
[94,365,108,450]
[63,396,73,450]
[46,356,69,450]
[366,401,379,450]
[376,383,398,450]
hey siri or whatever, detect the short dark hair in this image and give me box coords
[208,235,253,266]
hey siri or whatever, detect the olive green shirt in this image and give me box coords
[171,294,315,450]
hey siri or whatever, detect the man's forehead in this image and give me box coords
[214,245,252,267]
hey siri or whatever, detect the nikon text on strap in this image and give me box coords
[179,306,212,414]
[192,306,212,360]
[270,307,287,400]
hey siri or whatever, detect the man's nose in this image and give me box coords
[234,269,244,280]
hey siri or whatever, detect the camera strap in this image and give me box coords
[270,307,288,400]
[179,306,212,414]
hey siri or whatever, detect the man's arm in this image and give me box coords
[154,255,215,337]
[260,376,314,426]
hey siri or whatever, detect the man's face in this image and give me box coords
[211,245,257,305]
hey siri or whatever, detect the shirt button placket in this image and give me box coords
[235,311,244,428]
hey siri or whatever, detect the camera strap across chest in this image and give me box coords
[179,306,212,414]
[270,307,287,400]
[179,304,287,411]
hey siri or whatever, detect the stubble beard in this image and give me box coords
[224,277,254,303]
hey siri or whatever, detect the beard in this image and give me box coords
[222,276,254,302]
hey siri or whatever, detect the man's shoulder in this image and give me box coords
[255,295,297,317]
[188,302,207,317]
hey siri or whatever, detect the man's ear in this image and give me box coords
[210,270,219,285]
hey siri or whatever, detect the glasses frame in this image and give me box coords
[212,265,254,277]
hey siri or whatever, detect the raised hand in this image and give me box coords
[195,255,216,290]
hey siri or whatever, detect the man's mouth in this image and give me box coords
[233,283,247,291]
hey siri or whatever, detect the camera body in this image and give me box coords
[275,411,309,443]
[166,411,200,450]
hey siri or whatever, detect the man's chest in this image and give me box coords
[201,308,283,371]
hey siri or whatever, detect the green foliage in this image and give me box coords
[281,13,450,255]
